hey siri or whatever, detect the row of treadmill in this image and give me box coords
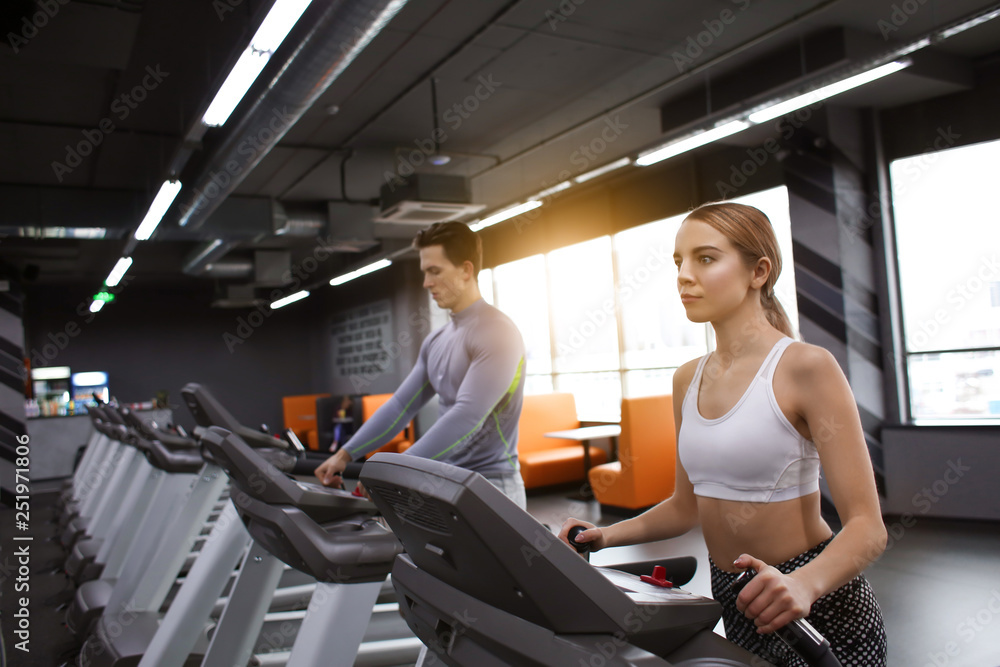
[46,381,840,667]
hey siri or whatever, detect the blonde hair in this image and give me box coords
[685,202,793,337]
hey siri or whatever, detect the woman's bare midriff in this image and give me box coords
[698,492,833,573]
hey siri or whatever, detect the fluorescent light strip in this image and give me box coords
[270,290,310,309]
[105,257,133,287]
[938,8,1000,40]
[89,300,105,314]
[201,0,311,127]
[574,157,632,183]
[468,200,543,232]
[251,0,313,52]
[201,49,270,127]
[531,180,572,200]
[747,60,910,124]
[895,37,931,57]
[30,227,107,239]
[330,259,391,286]
[201,0,314,127]
[134,180,183,239]
[636,120,751,167]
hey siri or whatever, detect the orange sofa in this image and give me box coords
[359,393,415,459]
[588,394,676,510]
[282,393,331,449]
[517,393,608,489]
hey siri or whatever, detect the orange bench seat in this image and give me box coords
[517,392,608,489]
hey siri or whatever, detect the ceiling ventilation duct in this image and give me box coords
[212,283,265,309]
[375,174,484,224]
[274,203,326,237]
[174,0,410,231]
[326,202,379,250]
[274,201,379,250]
[254,250,291,287]
[203,259,253,279]
[182,239,240,276]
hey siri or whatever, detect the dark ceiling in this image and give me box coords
[2,0,999,305]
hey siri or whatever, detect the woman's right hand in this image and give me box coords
[558,518,606,552]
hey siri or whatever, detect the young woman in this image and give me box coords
[559,202,888,666]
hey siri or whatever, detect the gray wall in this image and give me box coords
[24,283,325,434]
[318,258,429,398]
[883,426,1000,521]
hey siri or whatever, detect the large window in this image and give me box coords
[890,138,1000,422]
[484,186,798,421]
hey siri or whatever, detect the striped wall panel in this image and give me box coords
[0,284,27,502]
[783,147,887,495]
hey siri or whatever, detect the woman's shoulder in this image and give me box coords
[672,356,705,397]
[779,339,843,384]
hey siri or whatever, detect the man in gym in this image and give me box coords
[314,221,528,507]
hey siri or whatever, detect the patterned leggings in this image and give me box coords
[710,538,887,667]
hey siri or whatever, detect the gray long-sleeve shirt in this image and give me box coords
[342,299,525,475]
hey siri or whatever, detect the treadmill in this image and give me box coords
[360,452,778,667]
[192,426,420,667]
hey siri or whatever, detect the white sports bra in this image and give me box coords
[678,337,821,503]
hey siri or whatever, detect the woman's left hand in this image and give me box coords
[733,554,815,634]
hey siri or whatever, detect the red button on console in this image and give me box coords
[640,565,673,588]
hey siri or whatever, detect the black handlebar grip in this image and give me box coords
[567,525,591,554]
[343,460,366,480]
[729,569,843,667]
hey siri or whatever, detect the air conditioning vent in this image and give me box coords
[375,200,485,224]
[376,174,484,224]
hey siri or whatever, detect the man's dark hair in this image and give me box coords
[412,222,482,277]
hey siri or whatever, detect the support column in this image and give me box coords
[781,106,887,494]
[0,282,27,503]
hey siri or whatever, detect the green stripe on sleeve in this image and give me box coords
[348,381,431,455]
[432,356,524,462]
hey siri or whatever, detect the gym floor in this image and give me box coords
[3,486,998,667]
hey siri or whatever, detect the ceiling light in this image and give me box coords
[251,0,313,52]
[105,256,133,287]
[202,0,314,127]
[330,259,392,286]
[19,227,107,239]
[270,290,310,309]
[895,37,931,57]
[468,201,543,232]
[636,120,751,167]
[937,7,1000,40]
[747,60,911,124]
[531,181,572,200]
[574,157,632,183]
[428,154,451,166]
[134,180,183,238]
[201,49,271,127]
[89,300,105,314]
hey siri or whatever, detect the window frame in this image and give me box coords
[887,138,1000,425]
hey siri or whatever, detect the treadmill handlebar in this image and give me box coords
[567,525,591,555]
[181,382,298,454]
[201,426,377,522]
[730,569,843,667]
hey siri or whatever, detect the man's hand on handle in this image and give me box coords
[314,448,353,488]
